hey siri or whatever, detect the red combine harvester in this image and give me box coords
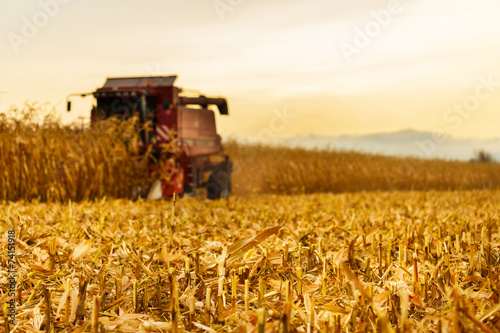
[67,75,232,199]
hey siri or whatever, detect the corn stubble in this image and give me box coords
[1,190,499,332]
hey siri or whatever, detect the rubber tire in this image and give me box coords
[205,171,231,200]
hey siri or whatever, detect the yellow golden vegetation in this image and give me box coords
[1,104,500,332]
[0,105,161,202]
[1,190,499,332]
[225,141,500,196]
[2,105,500,202]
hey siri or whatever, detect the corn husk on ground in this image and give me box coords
[1,190,499,332]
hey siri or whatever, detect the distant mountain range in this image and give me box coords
[233,129,500,161]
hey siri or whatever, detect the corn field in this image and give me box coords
[2,106,500,201]
[224,141,500,196]
[1,106,500,332]
[0,105,160,202]
[1,190,499,332]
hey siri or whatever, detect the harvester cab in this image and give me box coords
[67,75,232,200]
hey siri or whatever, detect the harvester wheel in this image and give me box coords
[205,171,231,200]
[183,184,196,198]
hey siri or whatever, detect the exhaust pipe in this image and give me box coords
[179,96,229,115]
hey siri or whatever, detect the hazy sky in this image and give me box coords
[1,0,499,140]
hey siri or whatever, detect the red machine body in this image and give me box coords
[69,75,231,199]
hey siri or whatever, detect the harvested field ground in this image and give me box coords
[1,190,499,332]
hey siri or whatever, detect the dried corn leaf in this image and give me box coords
[56,287,70,317]
[71,240,93,261]
[193,322,217,332]
[227,225,282,263]
[30,264,56,274]
[322,301,349,314]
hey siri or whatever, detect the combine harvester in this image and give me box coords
[67,75,232,200]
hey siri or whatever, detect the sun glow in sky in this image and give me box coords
[1,0,500,140]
